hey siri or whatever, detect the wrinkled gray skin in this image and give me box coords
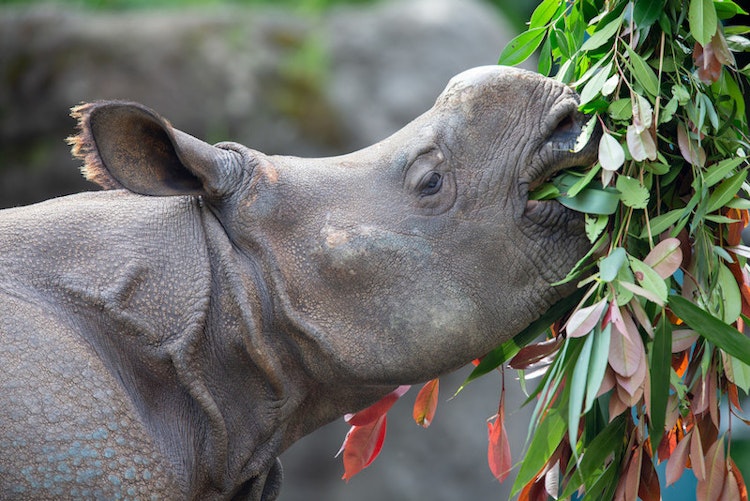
[0,66,598,500]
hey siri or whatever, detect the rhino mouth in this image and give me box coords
[522,101,598,226]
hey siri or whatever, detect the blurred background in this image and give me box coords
[0,0,539,499]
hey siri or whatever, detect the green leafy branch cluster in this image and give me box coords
[467,0,750,498]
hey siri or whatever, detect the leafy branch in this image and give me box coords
[338,0,750,498]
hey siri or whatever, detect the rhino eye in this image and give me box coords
[419,172,443,196]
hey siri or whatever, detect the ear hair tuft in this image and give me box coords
[67,102,124,190]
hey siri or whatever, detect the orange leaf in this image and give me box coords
[667,430,692,486]
[726,208,749,247]
[413,379,439,428]
[658,426,678,462]
[487,389,512,482]
[345,385,409,426]
[341,414,388,481]
[728,457,749,501]
[697,438,727,501]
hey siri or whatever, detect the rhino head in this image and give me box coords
[65,65,597,497]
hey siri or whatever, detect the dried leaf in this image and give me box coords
[643,238,683,279]
[345,385,410,426]
[413,379,439,428]
[341,414,388,481]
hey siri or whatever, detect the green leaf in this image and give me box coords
[580,62,614,106]
[726,356,750,393]
[609,99,633,120]
[601,247,628,282]
[649,316,672,448]
[569,334,593,448]
[624,45,660,97]
[717,262,742,324]
[640,208,687,238]
[498,28,547,66]
[706,168,748,213]
[585,323,611,412]
[617,175,650,209]
[511,409,567,496]
[633,0,665,28]
[703,157,747,188]
[558,187,621,215]
[529,182,560,200]
[669,295,750,366]
[567,162,601,198]
[689,0,718,46]
[586,214,609,243]
[629,256,668,304]
[580,13,624,52]
[529,0,560,29]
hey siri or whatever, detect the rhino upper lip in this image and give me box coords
[523,102,598,223]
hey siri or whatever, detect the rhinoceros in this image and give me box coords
[0,65,597,500]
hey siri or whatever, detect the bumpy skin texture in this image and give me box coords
[0,66,598,500]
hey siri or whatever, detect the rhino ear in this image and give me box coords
[69,101,240,198]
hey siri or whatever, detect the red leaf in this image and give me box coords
[666,430,692,486]
[509,337,562,369]
[345,385,410,426]
[413,379,439,428]
[639,445,661,501]
[697,438,727,501]
[487,389,512,482]
[519,478,548,501]
[341,414,388,481]
[614,446,642,501]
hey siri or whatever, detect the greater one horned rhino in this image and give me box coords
[0,66,597,500]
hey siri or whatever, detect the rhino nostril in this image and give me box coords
[554,114,576,135]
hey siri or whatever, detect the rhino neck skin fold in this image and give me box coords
[0,66,599,499]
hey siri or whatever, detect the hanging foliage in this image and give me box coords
[339,0,750,497]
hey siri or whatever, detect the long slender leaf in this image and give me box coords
[569,333,593,448]
[669,294,750,366]
[649,316,672,448]
[498,28,547,66]
[511,409,567,496]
